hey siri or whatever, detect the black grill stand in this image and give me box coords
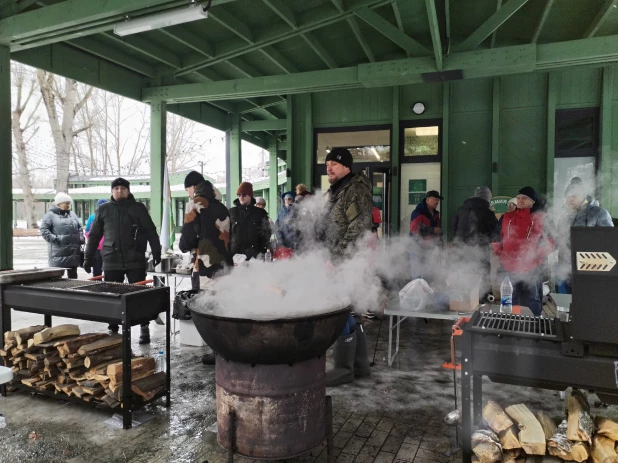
[0,282,171,429]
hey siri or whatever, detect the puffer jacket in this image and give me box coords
[493,206,555,273]
[452,197,498,247]
[323,172,373,260]
[556,197,614,279]
[40,206,84,268]
[179,181,233,277]
[229,198,271,259]
[276,203,298,249]
[85,194,161,271]
[409,200,442,246]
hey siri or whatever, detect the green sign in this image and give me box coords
[408,179,426,192]
[373,187,383,209]
[409,192,425,205]
[490,196,511,217]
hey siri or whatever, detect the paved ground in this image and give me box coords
[1,238,616,463]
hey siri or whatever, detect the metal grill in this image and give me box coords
[73,282,149,295]
[472,312,557,337]
[23,279,98,290]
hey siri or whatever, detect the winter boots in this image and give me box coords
[138,324,150,345]
[325,324,371,387]
[201,352,216,365]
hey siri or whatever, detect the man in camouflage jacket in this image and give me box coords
[321,147,373,387]
[323,148,373,260]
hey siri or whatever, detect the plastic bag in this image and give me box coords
[399,278,434,311]
[172,290,197,320]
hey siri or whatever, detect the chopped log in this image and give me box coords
[102,395,121,408]
[84,346,123,369]
[596,417,618,441]
[84,372,95,381]
[537,412,558,440]
[131,372,166,401]
[0,349,7,356]
[11,347,22,356]
[91,359,120,375]
[21,376,42,387]
[483,400,514,433]
[68,368,88,381]
[567,389,595,443]
[43,367,60,380]
[33,325,80,345]
[14,325,47,345]
[105,387,121,402]
[57,374,69,384]
[27,339,35,348]
[500,425,522,450]
[472,429,502,463]
[56,333,108,357]
[107,357,156,386]
[548,419,590,462]
[82,385,104,396]
[59,382,76,394]
[503,449,522,463]
[505,404,546,455]
[11,356,22,365]
[37,379,56,390]
[63,358,84,369]
[44,353,61,368]
[77,335,121,357]
[72,386,85,398]
[591,435,618,463]
[4,330,16,342]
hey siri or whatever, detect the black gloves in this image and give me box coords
[83,259,92,274]
[152,255,162,268]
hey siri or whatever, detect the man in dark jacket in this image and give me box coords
[229,182,271,259]
[179,171,233,365]
[321,147,373,387]
[275,192,297,249]
[452,186,498,299]
[409,190,443,281]
[84,177,162,343]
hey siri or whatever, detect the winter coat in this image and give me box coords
[85,194,161,271]
[40,206,84,268]
[556,197,613,280]
[492,206,555,274]
[409,200,442,246]
[179,181,234,276]
[452,197,498,247]
[276,203,298,249]
[85,213,104,251]
[229,198,271,259]
[322,172,373,260]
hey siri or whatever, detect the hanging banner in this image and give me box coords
[490,196,511,219]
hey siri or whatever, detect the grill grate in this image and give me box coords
[22,278,98,290]
[72,282,149,295]
[472,312,557,337]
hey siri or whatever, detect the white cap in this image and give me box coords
[54,192,72,205]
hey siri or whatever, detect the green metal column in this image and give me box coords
[150,99,166,233]
[228,113,242,198]
[601,66,614,212]
[302,93,313,189]
[268,136,278,218]
[390,86,400,235]
[442,82,451,239]
[0,46,12,270]
[491,77,500,194]
[286,97,293,192]
[546,73,558,202]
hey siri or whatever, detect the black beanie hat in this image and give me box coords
[325,147,353,169]
[184,170,205,189]
[517,186,538,203]
[111,177,130,190]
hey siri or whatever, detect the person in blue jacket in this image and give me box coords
[84,199,108,277]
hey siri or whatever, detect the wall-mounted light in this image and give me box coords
[114,5,208,37]
[412,102,426,115]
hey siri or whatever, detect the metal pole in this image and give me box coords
[0,46,12,270]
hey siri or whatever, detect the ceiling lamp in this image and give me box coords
[114,5,208,37]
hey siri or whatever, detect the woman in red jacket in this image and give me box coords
[492,186,554,316]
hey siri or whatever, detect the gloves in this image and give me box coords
[83,260,92,274]
[152,255,162,268]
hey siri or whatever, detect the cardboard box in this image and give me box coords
[179,319,206,347]
[446,273,481,312]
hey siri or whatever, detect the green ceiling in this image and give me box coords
[3,0,618,133]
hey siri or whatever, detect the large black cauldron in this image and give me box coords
[188,305,350,364]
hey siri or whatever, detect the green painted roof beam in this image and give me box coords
[456,0,529,52]
[176,0,393,76]
[210,6,254,43]
[301,32,338,69]
[259,47,298,73]
[237,96,287,114]
[68,36,157,77]
[17,0,39,13]
[391,2,405,33]
[444,0,451,40]
[104,32,181,68]
[347,17,375,62]
[355,7,429,56]
[262,0,297,29]
[160,27,214,57]
[329,0,344,13]
[490,0,502,48]
[531,0,554,43]
[0,0,234,46]
[241,119,287,132]
[425,0,443,70]
[584,0,616,38]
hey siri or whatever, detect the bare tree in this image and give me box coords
[37,70,93,192]
[12,64,42,228]
[167,113,204,173]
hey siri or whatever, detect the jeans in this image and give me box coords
[341,314,356,336]
[65,267,78,279]
[556,280,572,294]
[92,250,103,277]
[512,274,543,316]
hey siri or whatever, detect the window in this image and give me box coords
[403,126,439,157]
[316,129,391,164]
[555,108,599,158]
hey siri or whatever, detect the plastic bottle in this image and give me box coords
[264,248,272,263]
[500,276,513,313]
[155,350,166,373]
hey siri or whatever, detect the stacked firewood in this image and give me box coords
[473,391,618,463]
[1,325,166,408]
